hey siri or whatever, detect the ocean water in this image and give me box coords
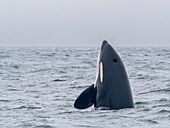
[0,47,170,128]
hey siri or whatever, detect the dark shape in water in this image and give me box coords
[53,79,66,82]
[74,40,134,109]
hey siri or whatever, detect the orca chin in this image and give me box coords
[74,40,134,110]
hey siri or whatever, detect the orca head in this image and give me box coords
[95,40,133,109]
[94,40,125,87]
[74,40,134,109]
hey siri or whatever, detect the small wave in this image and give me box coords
[59,70,66,73]
[143,119,159,124]
[0,100,10,102]
[14,105,41,110]
[158,98,168,102]
[69,85,87,89]
[35,125,55,128]
[150,88,170,93]
[142,108,151,112]
[58,111,73,114]
[168,115,170,118]
[53,79,66,82]
[166,83,170,86]
[136,76,146,79]
[151,98,169,103]
[36,116,50,119]
[8,88,21,91]
[29,68,50,73]
[40,53,56,57]
[25,90,39,93]
[157,109,170,114]
[135,101,148,105]
[0,55,10,59]
[75,76,83,79]
[12,65,19,69]
[84,61,93,65]
[138,88,170,95]
[152,104,170,108]
[60,75,70,78]
[0,106,12,111]
[65,54,69,57]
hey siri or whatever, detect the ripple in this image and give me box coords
[8,88,21,91]
[36,116,51,119]
[0,55,10,59]
[12,65,19,69]
[137,88,170,95]
[52,79,66,82]
[0,100,11,102]
[152,104,170,108]
[157,109,170,114]
[34,125,55,128]
[13,105,41,110]
[142,119,159,124]
[29,68,51,73]
[150,88,170,93]
[135,101,148,105]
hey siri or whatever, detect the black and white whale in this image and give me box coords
[74,40,134,109]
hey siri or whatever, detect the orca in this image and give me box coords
[74,40,134,109]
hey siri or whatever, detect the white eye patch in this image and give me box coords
[100,62,103,83]
[94,50,100,87]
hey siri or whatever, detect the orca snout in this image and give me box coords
[101,40,108,51]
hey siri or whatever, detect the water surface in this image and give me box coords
[0,47,170,128]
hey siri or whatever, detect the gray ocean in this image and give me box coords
[0,47,170,128]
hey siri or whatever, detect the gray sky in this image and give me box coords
[0,0,170,47]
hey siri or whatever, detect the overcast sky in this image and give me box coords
[0,0,170,47]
